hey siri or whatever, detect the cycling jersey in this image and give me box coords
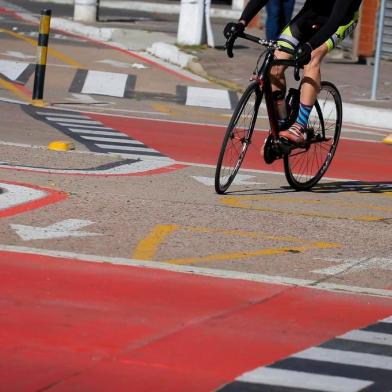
[240,0,362,50]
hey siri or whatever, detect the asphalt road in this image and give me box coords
[0,3,391,391]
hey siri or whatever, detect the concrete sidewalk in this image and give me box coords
[11,0,392,130]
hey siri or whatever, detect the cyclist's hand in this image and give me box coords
[294,43,312,66]
[223,21,245,40]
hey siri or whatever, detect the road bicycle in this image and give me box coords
[214,32,342,194]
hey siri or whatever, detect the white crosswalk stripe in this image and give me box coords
[293,347,392,370]
[339,330,392,346]
[237,367,372,392]
[68,128,128,137]
[218,316,392,392]
[24,108,168,160]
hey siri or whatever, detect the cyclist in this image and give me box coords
[224,0,362,146]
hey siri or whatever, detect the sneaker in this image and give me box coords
[279,122,307,146]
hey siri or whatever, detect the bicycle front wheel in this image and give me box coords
[284,81,342,190]
[215,81,262,194]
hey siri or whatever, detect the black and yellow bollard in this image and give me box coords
[32,9,51,106]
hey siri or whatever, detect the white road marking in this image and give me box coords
[36,112,89,119]
[0,183,46,210]
[66,93,115,105]
[186,87,232,109]
[59,123,113,130]
[68,128,126,136]
[81,70,128,97]
[11,219,102,241]
[80,136,143,144]
[0,51,35,60]
[0,245,390,298]
[293,347,392,370]
[0,159,176,175]
[95,144,158,152]
[96,59,148,69]
[236,367,372,391]
[45,117,102,125]
[192,174,265,186]
[339,330,392,346]
[382,316,392,323]
[313,257,392,275]
[0,59,29,80]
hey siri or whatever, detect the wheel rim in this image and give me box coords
[286,84,340,187]
[218,88,259,189]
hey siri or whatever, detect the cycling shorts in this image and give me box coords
[277,9,360,52]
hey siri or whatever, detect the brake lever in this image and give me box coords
[225,36,236,58]
[294,65,301,81]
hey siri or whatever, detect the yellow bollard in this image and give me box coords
[32,9,51,106]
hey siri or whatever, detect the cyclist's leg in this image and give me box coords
[281,12,360,145]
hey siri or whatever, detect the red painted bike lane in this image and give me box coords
[1,250,391,391]
[87,113,392,182]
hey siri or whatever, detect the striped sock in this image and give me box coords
[296,102,313,127]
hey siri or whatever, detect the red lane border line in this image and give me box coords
[0,180,68,218]
[2,6,199,83]
[0,163,188,177]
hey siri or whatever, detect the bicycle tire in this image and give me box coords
[215,81,262,194]
[283,81,342,190]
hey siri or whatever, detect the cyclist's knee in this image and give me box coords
[304,45,327,71]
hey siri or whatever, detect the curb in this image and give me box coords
[342,102,392,129]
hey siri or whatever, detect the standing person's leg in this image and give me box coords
[282,0,295,26]
[266,0,281,41]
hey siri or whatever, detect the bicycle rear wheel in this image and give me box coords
[283,81,342,190]
[215,81,262,194]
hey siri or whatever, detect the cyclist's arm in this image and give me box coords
[239,0,269,25]
[307,0,360,49]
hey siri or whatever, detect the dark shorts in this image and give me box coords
[277,8,359,51]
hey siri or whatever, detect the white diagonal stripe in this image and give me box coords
[68,128,126,136]
[45,117,101,125]
[95,144,158,152]
[237,367,372,392]
[80,136,143,144]
[82,70,128,97]
[293,347,392,370]
[36,112,88,119]
[382,316,392,323]
[339,330,392,346]
[59,123,113,130]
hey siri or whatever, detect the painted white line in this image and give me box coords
[237,367,372,392]
[339,330,392,346]
[68,128,127,136]
[60,123,113,130]
[95,144,158,152]
[382,316,392,323]
[80,136,143,144]
[45,117,102,125]
[293,347,392,370]
[0,183,46,210]
[56,104,169,116]
[0,59,29,81]
[0,245,390,298]
[36,112,88,119]
[82,70,128,97]
[0,96,29,105]
[0,159,175,175]
[186,87,231,109]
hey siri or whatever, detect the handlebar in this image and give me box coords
[225,32,302,81]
